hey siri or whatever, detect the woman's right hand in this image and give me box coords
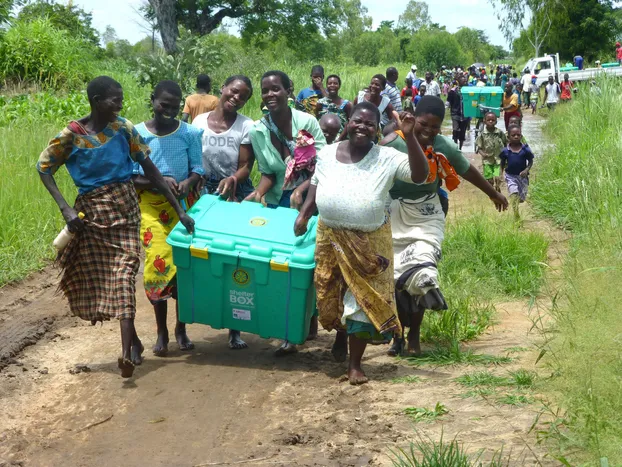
[294,214,309,237]
[400,112,417,136]
[243,190,263,204]
[62,207,85,233]
[217,176,238,201]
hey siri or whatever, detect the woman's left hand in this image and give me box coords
[179,213,195,234]
[294,214,309,236]
[399,112,417,136]
[289,188,304,211]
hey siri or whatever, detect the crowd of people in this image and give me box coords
[37,62,544,383]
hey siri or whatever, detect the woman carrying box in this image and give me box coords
[246,70,326,356]
[293,102,429,384]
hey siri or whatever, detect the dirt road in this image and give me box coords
[0,113,562,467]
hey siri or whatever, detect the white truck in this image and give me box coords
[522,53,622,86]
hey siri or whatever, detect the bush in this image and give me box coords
[0,18,97,89]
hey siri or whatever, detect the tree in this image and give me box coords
[146,0,350,54]
[17,0,100,46]
[454,27,491,63]
[398,0,431,34]
[102,25,117,45]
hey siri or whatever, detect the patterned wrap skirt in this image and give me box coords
[314,219,401,337]
[58,181,141,322]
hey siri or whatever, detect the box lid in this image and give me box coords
[167,195,317,269]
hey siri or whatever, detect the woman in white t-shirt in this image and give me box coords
[192,75,255,350]
[293,102,429,385]
[193,75,255,201]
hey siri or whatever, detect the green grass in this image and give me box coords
[403,403,449,423]
[389,432,513,467]
[530,76,622,464]
[497,393,534,407]
[455,371,509,388]
[391,375,423,384]
[403,344,513,367]
[416,215,548,348]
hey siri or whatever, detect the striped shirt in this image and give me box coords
[134,121,205,183]
[382,82,402,112]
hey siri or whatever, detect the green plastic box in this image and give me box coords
[461,86,503,118]
[166,195,317,344]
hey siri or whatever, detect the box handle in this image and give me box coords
[190,246,209,259]
[270,260,289,272]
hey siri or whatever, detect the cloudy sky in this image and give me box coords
[73,0,508,47]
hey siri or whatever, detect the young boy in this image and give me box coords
[414,84,426,106]
[319,113,341,144]
[402,88,414,113]
[475,111,507,192]
[181,74,218,123]
[500,125,534,222]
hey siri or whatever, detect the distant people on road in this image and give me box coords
[446,74,468,149]
[529,76,540,114]
[182,74,219,123]
[502,82,521,129]
[520,70,532,108]
[423,71,441,98]
[560,73,574,102]
[544,75,561,110]
[573,55,584,70]
[616,42,622,65]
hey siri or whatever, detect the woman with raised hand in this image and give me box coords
[37,76,194,378]
[192,74,255,350]
[293,102,429,384]
[133,80,204,357]
[247,70,326,355]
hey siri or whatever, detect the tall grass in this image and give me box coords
[419,215,548,345]
[530,76,622,464]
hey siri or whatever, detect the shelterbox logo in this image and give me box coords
[230,290,255,307]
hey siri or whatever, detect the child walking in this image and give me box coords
[475,111,507,192]
[500,125,534,222]
[133,80,205,356]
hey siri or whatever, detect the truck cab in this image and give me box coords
[522,54,560,87]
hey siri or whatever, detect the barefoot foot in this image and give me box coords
[152,331,169,357]
[131,338,145,366]
[331,331,348,362]
[175,326,194,351]
[347,365,369,385]
[228,330,248,350]
[275,340,298,357]
[117,357,135,378]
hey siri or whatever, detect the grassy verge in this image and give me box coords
[531,77,622,464]
[417,215,548,346]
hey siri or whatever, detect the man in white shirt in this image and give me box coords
[520,70,532,109]
[422,71,441,97]
[544,75,560,109]
[406,65,417,82]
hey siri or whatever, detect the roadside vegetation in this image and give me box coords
[530,76,622,465]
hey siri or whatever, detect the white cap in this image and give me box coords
[411,64,417,70]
